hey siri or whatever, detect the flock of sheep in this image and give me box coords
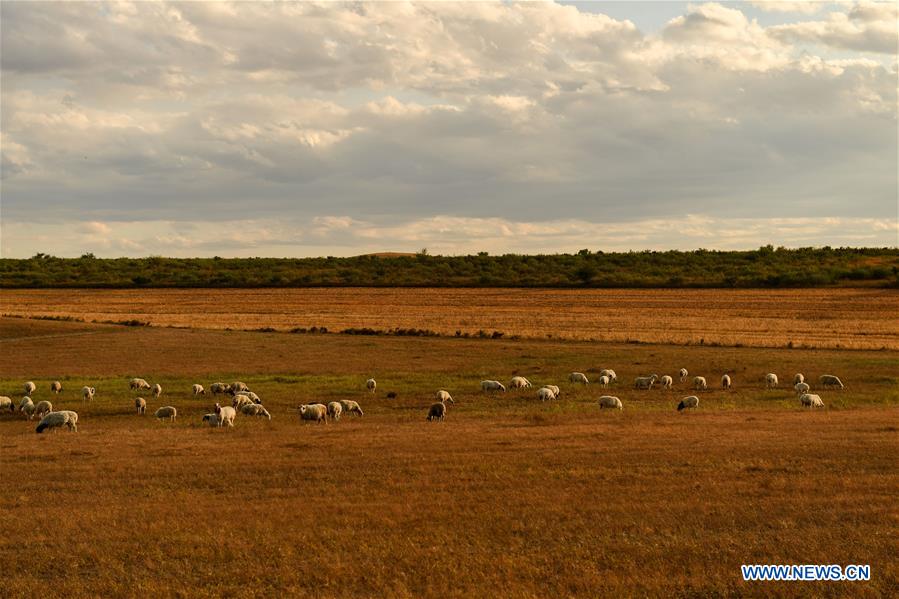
[1,370,842,434]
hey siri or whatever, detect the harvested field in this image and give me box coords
[3,287,898,349]
[2,320,897,597]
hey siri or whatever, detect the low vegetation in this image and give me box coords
[3,246,898,288]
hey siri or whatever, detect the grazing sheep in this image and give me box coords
[151,384,162,399]
[210,382,229,395]
[693,376,707,391]
[232,395,254,410]
[660,375,673,389]
[154,406,177,422]
[36,410,78,433]
[481,380,507,393]
[510,376,532,389]
[327,401,343,421]
[598,396,623,410]
[598,375,610,388]
[299,403,328,424]
[366,378,377,394]
[765,373,779,389]
[435,390,455,404]
[546,384,561,398]
[537,387,557,401]
[677,396,700,412]
[794,373,805,385]
[721,374,732,390]
[800,393,825,408]
[19,397,35,419]
[227,382,249,396]
[202,413,220,427]
[427,401,447,421]
[634,375,658,390]
[242,404,272,419]
[192,384,206,395]
[339,400,364,417]
[135,397,147,414]
[81,386,96,402]
[24,381,36,396]
[569,372,589,385]
[599,369,618,382]
[50,381,62,394]
[0,396,15,413]
[819,375,844,390]
[679,368,689,382]
[794,382,810,395]
[34,400,52,420]
[129,378,151,390]
[214,403,236,427]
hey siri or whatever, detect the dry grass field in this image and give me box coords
[3,287,898,349]
[1,317,898,597]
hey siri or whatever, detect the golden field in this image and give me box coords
[1,317,898,597]
[2,287,898,349]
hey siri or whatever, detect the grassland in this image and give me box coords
[3,287,898,350]
[1,318,898,597]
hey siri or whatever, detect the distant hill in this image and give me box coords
[2,247,897,288]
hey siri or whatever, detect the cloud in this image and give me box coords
[0,1,895,256]
[748,1,827,15]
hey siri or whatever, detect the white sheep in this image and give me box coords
[721,374,732,390]
[819,375,844,389]
[598,375,610,388]
[509,376,532,389]
[24,381,36,395]
[693,376,707,391]
[366,378,377,394]
[243,391,261,404]
[800,393,824,408]
[793,373,805,385]
[0,396,14,413]
[765,373,779,389]
[50,381,62,394]
[214,403,236,427]
[210,382,229,395]
[129,378,151,390]
[339,400,364,417]
[232,395,254,410]
[19,397,35,419]
[151,383,162,399]
[660,375,673,389]
[155,406,177,422]
[435,390,455,404]
[192,384,206,395]
[299,403,327,424]
[546,384,561,398]
[634,375,657,390]
[568,372,589,385]
[33,400,52,420]
[81,386,95,402]
[677,396,699,412]
[537,387,557,401]
[599,369,617,382]
[794,382,810,395]
[427,401,447,421]
[242,404,272,419]
[36,410,78,433]
[679,368,689,382]
[481,380,506,393]
[229,381,249,395]
[327,401,343,421]
[598,395,623,410]
[135,397,147,414]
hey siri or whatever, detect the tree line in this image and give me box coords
[1,246,897,288]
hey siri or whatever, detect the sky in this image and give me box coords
[1,0,897,258]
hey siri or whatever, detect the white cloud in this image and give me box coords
[0,1,895,256]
